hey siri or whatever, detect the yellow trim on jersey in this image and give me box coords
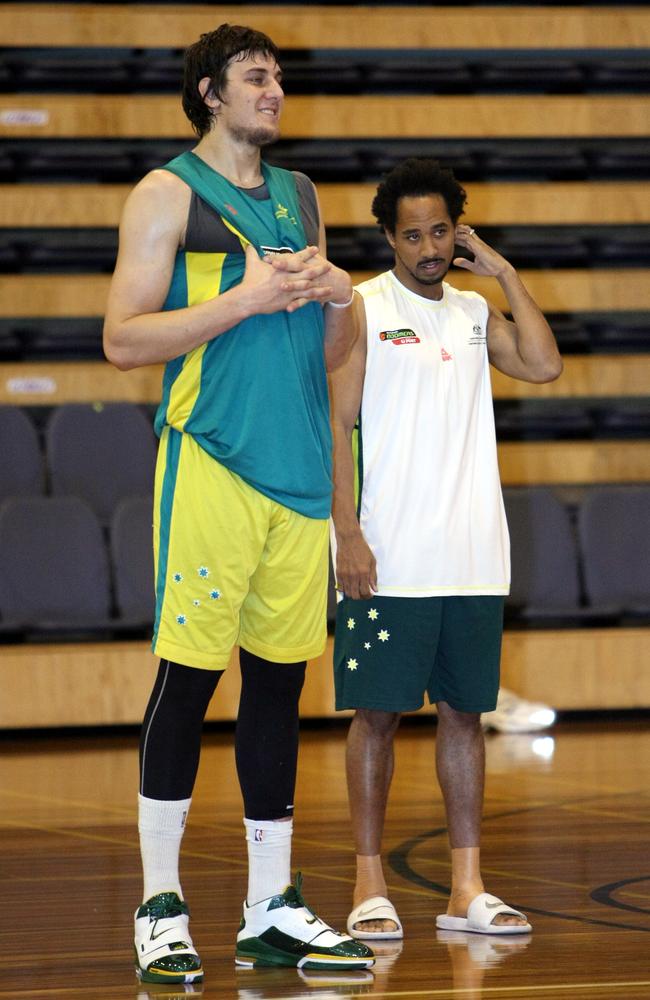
[152,425,168,588]
[166,252,225,430]
[221,216,250,250]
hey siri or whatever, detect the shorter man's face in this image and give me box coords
[386,194,456,299]
[216,52,284,147]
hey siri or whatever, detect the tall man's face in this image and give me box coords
[202,52,284,147]
[386,194,457,300]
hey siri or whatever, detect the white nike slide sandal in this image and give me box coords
[347,896,404,940]
[436,892,532,935]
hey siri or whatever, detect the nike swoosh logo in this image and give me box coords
[150,921,177,940]
[356,906,387,918]
[485,901,520,911]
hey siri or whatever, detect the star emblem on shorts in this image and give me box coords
[347,658,358,671]
[378,629,390,642]
[368,608,379,620]
[347,617,356,629]
[198,566,210,578]
[364,642,372,650]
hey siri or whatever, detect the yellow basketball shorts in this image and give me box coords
[152,427,329,670]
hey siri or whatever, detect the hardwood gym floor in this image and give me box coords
[1,715,649,999]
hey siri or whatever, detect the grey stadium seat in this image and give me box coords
[0,495,112,636]
[0,405,44,501]
[110,495,155,627]
[577,486,650,618]
[46,402,157,524]
[502,487,582,623]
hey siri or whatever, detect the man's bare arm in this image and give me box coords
[104,170,335,371]
[454,224,563,385]
[329,295,377,599]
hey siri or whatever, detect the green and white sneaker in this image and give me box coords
[235,873,374,971]
[134,892,204,984]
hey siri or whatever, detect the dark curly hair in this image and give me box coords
[182,24,280,138]
[371,158,467,233]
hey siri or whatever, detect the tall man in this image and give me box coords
[104,23,373,983]
[330,158,562,940]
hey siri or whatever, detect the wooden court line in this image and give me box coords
[372,985,650,997]
[0,806,636,902]
[2,783,647,898]
[561,803,650,825]
[3,811,650,935]
[2,983,650,999]
[0,811,596,899]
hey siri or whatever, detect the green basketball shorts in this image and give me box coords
[333,595,503,713]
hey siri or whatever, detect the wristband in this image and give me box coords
[328,290,355,308]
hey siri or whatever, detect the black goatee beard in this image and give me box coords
[229,123,279,148]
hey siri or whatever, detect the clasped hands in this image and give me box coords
[252,244,351,313]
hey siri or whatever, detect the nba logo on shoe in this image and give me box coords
[441,347,453,361]
[254,829,264,842]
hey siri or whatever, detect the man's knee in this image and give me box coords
[436,700,482,732]
[353,708,401,741]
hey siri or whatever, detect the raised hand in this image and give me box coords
[453,224,513,278]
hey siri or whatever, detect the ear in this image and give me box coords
[198,76,220,110]
[384,229,396,250]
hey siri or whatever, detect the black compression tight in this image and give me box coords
[139,659,222,800]
[139,652,306,818]
[236,649,306,820]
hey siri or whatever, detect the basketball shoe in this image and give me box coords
[134,891,203,984]
[235,873,374,970]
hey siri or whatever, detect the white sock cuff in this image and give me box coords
[138,794,192,835]
[243,816,293,844]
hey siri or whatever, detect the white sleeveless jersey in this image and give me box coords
[353,270,510,596]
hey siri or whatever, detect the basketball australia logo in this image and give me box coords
[274,202,298,225]
[469,322,486,345]
[379,328,420,345]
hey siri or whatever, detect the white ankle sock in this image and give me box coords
[244,817,293,905]
[138,793,191,902]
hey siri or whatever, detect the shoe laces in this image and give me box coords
[276,872,318,920]
[144,892,189,920]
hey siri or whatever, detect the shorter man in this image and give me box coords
[330,158,562,939]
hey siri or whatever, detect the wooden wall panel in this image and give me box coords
[1,630,648,729]
[500,628,650,709]
[491,356,650,399]
[3,182,650,229]
[0,274,111,316]
[0,361,164,405]
[3,270,650,317]
[1,356,648,406]
[1,94,649,139]
[2,5,647,50]
[498,440,650,484]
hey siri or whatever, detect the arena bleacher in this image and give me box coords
[0,2,648,726]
